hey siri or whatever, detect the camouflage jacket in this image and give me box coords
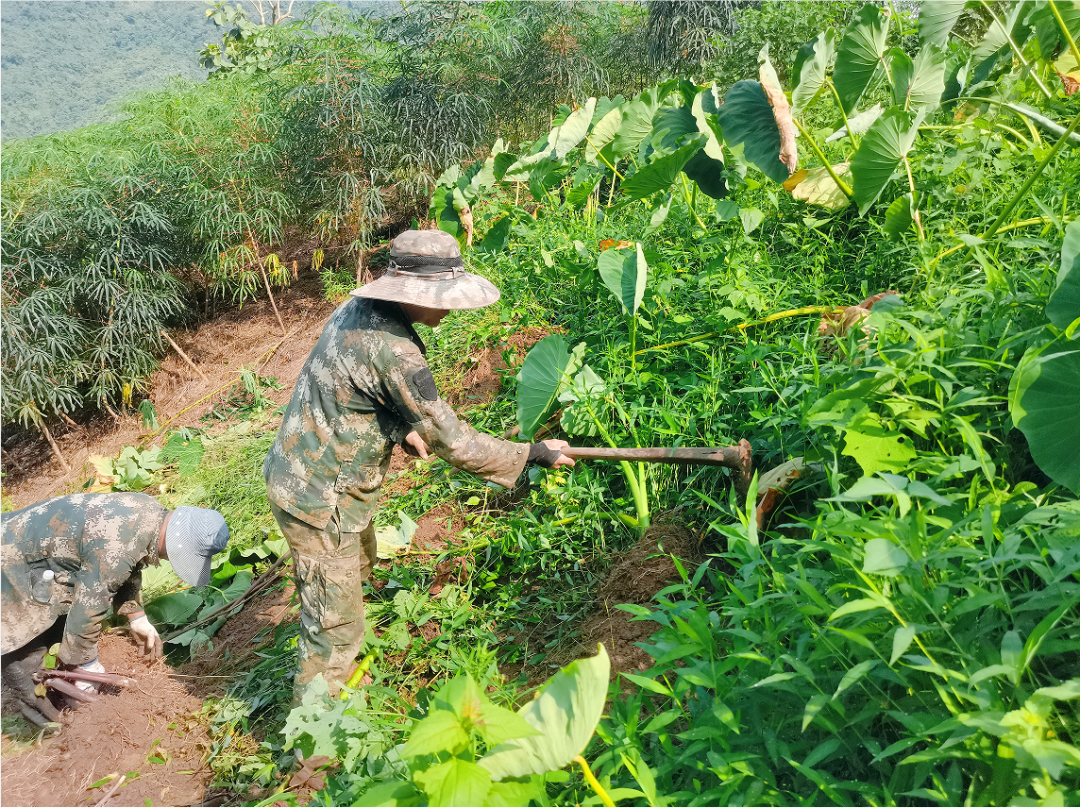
[264,298,528,532]
[1,493,165,664]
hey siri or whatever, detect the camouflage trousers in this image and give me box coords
[269,504,376,702]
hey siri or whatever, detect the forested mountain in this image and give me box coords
[0,1,384,139]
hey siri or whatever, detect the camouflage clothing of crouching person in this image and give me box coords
[1,493,229,726]
[264,230,573,699]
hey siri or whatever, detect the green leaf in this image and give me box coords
[479,645,610,781]
[145,591,204,628]
[682,149,728,199]
[516,336,583,440]
[549,99,596,159]
[828,597,888,621]
[862,538,909,577]
[1001,630,1023,684]
[802,693,829,731]
[740,207,765,236]
[1048,219,1080,329]
[715,81,789,183]
[792,29,837,116]
[918,0,966,48]
[620,138,704,199]
[646,194,673,233]
[1009,337,1080,494]
[597,243,648,316]
[891,625,916,665]
[477,215,512,253]
[650,105,699,153]
[584,106,623,163]
[834,4,889,114]
[476,701,543,748]
[842,423,917,475]
[609,96,662,160]
[414,757,492,807]
[902,45,947,115]
[430,186,464,240]
[832,659,876,700]
[403,710,470,759]
[691,85,725,161]
[883,195,913,240]
[850,107,920,215]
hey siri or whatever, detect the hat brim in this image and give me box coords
[351,272,500,310]
[164,515,213,588]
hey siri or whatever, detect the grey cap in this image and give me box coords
[164,507,230,587]
[351,230,500,310]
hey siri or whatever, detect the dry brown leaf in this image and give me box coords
[599,239,633,251]
[817,291,899,339]
[759,61,798,175]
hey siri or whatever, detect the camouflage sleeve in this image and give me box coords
[112,566,143,618]
[375,344,528,488]
[58,555,139,665]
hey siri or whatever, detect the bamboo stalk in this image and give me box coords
[160,329,209,382]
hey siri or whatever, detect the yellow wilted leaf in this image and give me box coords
[1054,54,1080,96]
[788,163,852,210]
[783,170,807,192]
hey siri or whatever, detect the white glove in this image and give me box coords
[75,658,105,692]
[129,614,163,661]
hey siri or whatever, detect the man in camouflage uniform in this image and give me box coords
[264,230,573,699]
[1,493,229,725]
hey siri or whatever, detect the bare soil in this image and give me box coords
[444,326,549,412]
[2,274,338,510]
[505,524,703,688]
[1,635,215,808]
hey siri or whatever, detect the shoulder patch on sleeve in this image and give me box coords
[412,368,439,401]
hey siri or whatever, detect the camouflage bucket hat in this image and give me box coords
[351,230,500,310]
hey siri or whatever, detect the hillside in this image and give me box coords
[0,1,397,140]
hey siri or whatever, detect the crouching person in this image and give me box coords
[1,493,229,726]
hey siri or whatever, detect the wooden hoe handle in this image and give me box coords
[561,445,746,469]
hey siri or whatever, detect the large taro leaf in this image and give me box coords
[758,44,797,176]
[479,645,610,781]
[548,98,596,160]
[430,186,464,241]
[692,85,724,161]
[651,104,699,153]
[918,0,966,48]
[901,44,947,115]
[883,194,914,240]
[516,335,584,440]
[597,243,648,317]
[1009,337,1080,494]
[620,138,704,199]
[1048,219,1080,329]
[145,591,204,629]
[715,80,789,183]
[609,89,666,160]
[850,106,920,215]
[834,4,889,114]
[792,29,837,116]
[682,149,728,199]
[784,163,852,210]
[825,103,883,143]
[584,105,623,163]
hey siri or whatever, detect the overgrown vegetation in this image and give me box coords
[4,1,1080,806]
